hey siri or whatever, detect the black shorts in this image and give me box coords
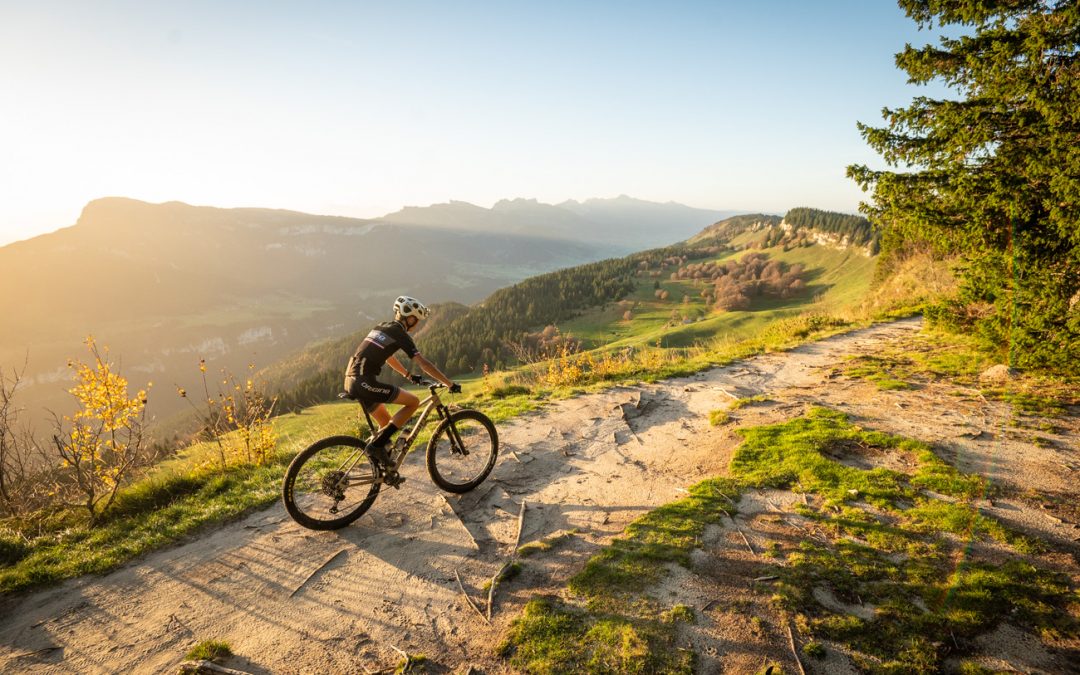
[344,376,399,411]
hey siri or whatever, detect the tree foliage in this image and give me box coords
[51,338,150,525]
[783,207,879,249]
[848,0,1080,370]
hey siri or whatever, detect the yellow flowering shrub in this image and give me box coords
[52,337,149,525]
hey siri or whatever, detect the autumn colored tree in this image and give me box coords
[50,338,149,525]
[849,0,1080,370]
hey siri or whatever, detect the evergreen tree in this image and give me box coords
[849,0,1080,370]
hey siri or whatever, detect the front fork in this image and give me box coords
[437,405,467,455]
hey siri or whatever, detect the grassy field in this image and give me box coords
[559,241,876,350]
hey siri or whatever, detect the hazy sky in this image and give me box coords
[0,1,946,246]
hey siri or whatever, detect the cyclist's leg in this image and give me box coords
[368,388,420,450]
[388,388,420,429]
[368,403,391,428]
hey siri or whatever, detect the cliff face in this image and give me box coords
[779,219,876,256]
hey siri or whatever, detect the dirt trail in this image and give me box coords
[1,317,1076,674]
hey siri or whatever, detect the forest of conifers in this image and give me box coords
[784,207,878,248]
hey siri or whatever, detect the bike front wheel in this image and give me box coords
[427,409,498,493]
[282,435,381,530]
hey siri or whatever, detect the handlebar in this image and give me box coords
[416,380,460,394]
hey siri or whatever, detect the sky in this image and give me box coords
[0,1,949,246]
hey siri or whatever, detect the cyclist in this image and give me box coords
[344,295,459,468]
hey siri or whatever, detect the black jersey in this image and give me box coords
[346,320,420,379]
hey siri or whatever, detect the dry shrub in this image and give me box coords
[180,360,277,471]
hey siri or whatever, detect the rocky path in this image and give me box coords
[2,317,1075,674]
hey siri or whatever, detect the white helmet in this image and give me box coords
[394,295,429,320]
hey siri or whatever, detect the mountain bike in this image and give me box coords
[282,381,498,530]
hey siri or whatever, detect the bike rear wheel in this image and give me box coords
[426,409,498,493]
[282,435,380,530]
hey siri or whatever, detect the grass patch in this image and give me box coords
[518,529,579,557]
[185,639,232,661]
[394,653,428,673]
[802,641,826,659]
[708,409,730,426]
[498,597,692,674]
[569,478,741,607]
[839,331,1079,420]
[729,395,771,410]
[500,478,740,672]
[731,409,1076,672]
[483,561,524,592]
[489,383,533,399]
[661,604,695,624]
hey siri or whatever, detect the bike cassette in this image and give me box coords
[320,470,347,500]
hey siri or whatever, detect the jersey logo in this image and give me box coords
[362,330,396,349]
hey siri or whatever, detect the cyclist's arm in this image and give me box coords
[386,355,410,379]
[412,354,455,388]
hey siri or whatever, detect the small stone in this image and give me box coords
[979,364,1015,383]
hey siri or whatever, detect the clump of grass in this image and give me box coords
[185,639,232,661]
[661,604,695,624]
[0,528,30,566]
[802,641,826,659]
[394,653,427,673]
[482,561,524,592]
[842,355,914,390]
[983,388,1067,417]
[874,377,911,390]
[708,409,731,426]
[517,529,579,557]
[729,394,771,410]
[489,383,532,399]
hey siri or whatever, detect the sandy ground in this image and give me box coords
[1,317,1077,674]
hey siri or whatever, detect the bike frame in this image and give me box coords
[345,383,459,484]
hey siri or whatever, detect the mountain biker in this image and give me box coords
[344,295,459,468]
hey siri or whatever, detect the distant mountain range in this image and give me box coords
[0,195,732,433]
[383,195,734,251]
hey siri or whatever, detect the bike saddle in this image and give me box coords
[337,391,356,400]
